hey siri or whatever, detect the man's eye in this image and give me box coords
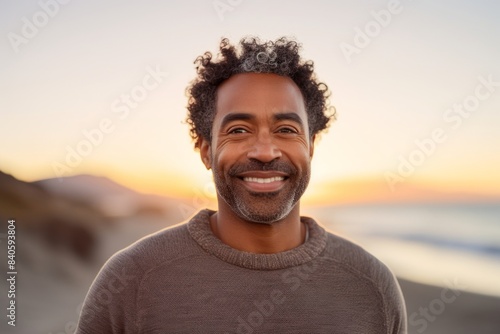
[277,127,297,134]
[229,128,248,134]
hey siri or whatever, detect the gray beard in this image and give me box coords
[211,162,310,225]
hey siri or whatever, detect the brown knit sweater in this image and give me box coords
[76,209,407,333]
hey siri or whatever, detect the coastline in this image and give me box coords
[398,278,500,334]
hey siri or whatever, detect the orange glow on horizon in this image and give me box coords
[3,163,499,207]
[117,171,500,206]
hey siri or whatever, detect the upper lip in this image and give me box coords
[236,171,289,179]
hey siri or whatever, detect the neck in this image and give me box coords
[210,201,306,254]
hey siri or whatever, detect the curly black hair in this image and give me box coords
[186,36,335,149]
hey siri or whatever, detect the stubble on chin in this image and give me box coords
[213,172,309,225]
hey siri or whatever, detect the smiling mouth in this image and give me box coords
[237,174,288,193]
[242,176,285,183]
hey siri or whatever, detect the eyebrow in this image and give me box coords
[273,112,304,128]
[220,112,304,129]
[220,113,254,129]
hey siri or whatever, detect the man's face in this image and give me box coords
[200,73,315,224]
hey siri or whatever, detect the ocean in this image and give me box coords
[305,202,500,297]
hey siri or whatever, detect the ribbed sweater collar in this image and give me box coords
[187,209,327,270]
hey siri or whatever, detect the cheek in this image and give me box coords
[212,146,238,172]
[283,145,312,167]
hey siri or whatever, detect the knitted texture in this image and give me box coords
[76,209,407,333]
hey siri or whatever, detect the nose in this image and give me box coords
[246,132,282,162]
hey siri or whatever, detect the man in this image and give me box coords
[76,37,407,333]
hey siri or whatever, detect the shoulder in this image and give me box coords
[86,220,197,298]
[302,216,403,296]
[105,219,198,276]
[322,230,395,282]
[76,218,200,333]
[302,215,396,282]
[321,231,407,333]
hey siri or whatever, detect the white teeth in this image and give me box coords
[243,177,285,183]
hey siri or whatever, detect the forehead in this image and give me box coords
[214,73,307,125]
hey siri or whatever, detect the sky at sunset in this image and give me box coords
[1,0,499,204]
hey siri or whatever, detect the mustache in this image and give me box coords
[228,159,296,176]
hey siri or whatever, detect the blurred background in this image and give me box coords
[1,0,499,333]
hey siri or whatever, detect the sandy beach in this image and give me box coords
[399,278,500,334]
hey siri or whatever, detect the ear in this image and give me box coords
[199,138,212,170]
[309,134,316,158]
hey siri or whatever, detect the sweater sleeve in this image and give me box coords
[76,251,141,334]
[383,271,408,334]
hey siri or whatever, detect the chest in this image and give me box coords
[135,260,386,333]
